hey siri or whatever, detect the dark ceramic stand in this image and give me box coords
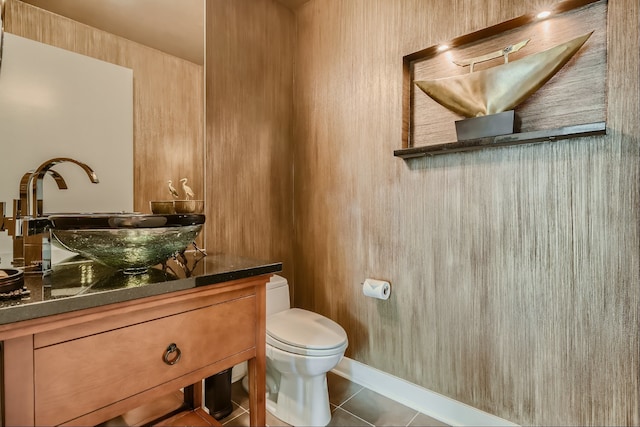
[455,110,519,141]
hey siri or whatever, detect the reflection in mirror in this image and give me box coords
[0,33,133,267]
[2,1,205,272]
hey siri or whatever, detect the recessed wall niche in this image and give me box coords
[396,0,607,158]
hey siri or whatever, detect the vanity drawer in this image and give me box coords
[34,294,256,426]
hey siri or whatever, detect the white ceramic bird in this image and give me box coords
[180,178,195,200]
[168,180,179,199]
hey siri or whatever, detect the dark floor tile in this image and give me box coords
[340,388,418,427]
[220,373,441,427]
[155,408,218,426]
[266,410,291,427]
[327,372,364,406]
[221,409,289,427]
[328,406,374,426]
[230,380,250,410]
[216,402,247,426]
[222,411,250,427]
[408,412,449,426]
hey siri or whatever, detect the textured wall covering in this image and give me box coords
[6,0,205,222]
[293,0,639,424]
[7,0,639,424]
[205,0,295,281]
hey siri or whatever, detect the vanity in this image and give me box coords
[0,253,281,426]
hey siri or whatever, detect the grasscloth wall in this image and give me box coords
[205,0,295,281]
[8,0,639,424]
[293,0,639,424]
[7,0,204,220]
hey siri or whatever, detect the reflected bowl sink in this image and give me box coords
[48,213,205,274]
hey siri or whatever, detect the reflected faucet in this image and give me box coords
[1,157,99,273]
[26,157,99,218]
[2,170,67,230]
[7,169,68,268]
[17,169,68,218]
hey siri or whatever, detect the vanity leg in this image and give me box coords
[183,380,204,409]
[247,357,266,427]
[3,335,35,427]
[248,283,266,426]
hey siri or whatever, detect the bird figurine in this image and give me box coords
[168,180,179,199]
[180,178,195,200]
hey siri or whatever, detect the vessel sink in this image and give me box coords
[48,213,205,274]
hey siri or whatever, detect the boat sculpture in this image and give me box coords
[414,32,593,118]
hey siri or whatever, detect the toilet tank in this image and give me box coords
[266,274,291,316]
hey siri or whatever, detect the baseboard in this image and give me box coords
[332,357,518,427]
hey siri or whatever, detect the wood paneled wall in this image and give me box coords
[7,0,204,221]
[293,0,639,425]
[205,0,295,281]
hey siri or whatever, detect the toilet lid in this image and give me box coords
[267,308,348,356]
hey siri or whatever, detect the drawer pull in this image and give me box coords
[163,343,182,365]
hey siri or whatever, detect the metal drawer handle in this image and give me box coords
[163,343,182,365]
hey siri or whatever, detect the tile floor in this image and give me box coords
[216,372,448,427]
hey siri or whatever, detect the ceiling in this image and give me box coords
[19,0,308,65]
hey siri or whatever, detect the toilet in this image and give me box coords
[243,274,348,426]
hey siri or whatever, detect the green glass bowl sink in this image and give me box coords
[48,213,205,274]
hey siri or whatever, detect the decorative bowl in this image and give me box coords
[48,213,205,274]
[174,200,204,214]
[149,200,176,214]
[0,269,24,292]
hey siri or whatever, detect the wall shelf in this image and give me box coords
[394,122,606,159]
[399,0,607,159]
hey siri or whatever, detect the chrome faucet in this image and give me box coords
[1,157,99,273]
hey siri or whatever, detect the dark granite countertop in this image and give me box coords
[0,252,281,326]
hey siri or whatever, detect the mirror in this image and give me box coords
[0,33,133,265]
[0,0,204,268]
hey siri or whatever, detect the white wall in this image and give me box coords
[0,33,133,262]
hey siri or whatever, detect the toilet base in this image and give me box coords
[269,372,331,427]
[241,371,332,426]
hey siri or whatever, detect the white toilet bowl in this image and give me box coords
[265,307,348,426]
[240,276,348,425]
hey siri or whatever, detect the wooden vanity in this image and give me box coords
[0,254,280,426]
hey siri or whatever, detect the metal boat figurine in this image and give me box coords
[415,32,593,118]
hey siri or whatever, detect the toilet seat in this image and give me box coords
[267,308,348,357]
